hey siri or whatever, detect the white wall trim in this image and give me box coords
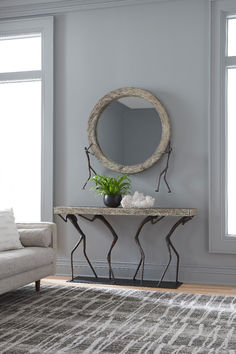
[0,71,41,82]
[209,0,236,253]
[56,258,236,286]
[40,16,54,222]
[0,0,204,19]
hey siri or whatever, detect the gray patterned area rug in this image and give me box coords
[0,284,236,354]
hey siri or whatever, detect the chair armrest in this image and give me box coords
[16,222,57,253]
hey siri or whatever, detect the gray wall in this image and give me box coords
[54,0,236,285]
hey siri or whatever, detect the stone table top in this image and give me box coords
[54,206,197,217]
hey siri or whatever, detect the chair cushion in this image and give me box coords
[0,247,55,280]
[19,228,51,247]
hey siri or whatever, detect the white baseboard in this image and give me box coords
[56,258,236,286]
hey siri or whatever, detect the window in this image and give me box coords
[226,18,236,235]
[210,1,236,253]
[0,18,53,222]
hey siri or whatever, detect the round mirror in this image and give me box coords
[88,88,171,174]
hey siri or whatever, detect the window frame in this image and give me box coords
[0,17,53,221]
[210,0,236,253]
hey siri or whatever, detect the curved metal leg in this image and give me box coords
[133,258,142,281]
[66,214,98,278]
[98,216,118,280]
[133,216,165,283]
[71,236,83,280]
[157,235,172,286]
[133,216,152,282]
[157,216,193,287]
[79,214,118,280]
[169,239,180,283]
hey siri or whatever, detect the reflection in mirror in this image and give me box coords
[97,97,162,166]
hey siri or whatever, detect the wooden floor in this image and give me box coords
[42,276,236,296]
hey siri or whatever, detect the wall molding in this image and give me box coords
[0,0,201,19]
[209,0,236,254]
[56,257,236,286]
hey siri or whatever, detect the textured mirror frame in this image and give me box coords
[87,87,171,174]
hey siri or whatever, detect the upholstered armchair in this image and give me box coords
[0,222,57,295]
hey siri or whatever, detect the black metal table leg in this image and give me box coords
[59,213,119,281]
[59,214,98,279]
[98,216,118,280]
[70,235,83,280]
[157,216,194,287]
[133,216,152,284]
[79,214,118,280]
[133,216,165,284]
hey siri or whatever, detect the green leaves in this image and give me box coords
[89,174,131,196]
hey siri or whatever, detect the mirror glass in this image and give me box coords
[97,97,162,166]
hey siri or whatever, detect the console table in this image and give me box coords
[54,206,197,288]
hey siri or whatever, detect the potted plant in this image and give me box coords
[89,174,131,207]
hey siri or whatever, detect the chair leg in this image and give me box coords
[35,280,40,292]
